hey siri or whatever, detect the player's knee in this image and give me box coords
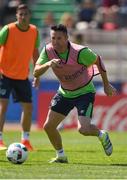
[22,104,32,116]
[43,123,48,131]
[0,102,8,114]
[43,122,51,132]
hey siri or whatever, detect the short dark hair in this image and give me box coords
[16,4,30,13]
[51,24,68,34]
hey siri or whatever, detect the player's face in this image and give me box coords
[50,30,68,53]
[16,9,31,27]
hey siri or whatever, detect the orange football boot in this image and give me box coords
[21,139,34,151]
[0,140,7,150]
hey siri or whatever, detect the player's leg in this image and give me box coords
[20,102,33,151]
[76,93,99,135]
[44,110,65,150]
[20,102,32,132]
[78,116,99,136]
[76,93,113,156]
[44,110,68,163]
[78,116,113,156]
[12,79,33,151]
[0,99,9,150]
[43,93,73,163]
[0,75,11,150]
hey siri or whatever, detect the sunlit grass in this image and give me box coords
[0,130,127,179]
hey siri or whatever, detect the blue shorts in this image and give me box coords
[50,92,95,117]
[0,75,32,103]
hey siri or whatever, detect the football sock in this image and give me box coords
[0,132,3,140]
[22,132,30,140]
[98,130,104,139]
[56,149,65,157]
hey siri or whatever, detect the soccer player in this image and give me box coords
[33,24,117,163]
[0,4,40,151]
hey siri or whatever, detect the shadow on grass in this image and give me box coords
[73,162,127,166]
[0,160,8,163]
[111,164,127,166]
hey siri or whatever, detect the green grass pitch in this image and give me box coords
[0,130,127,179]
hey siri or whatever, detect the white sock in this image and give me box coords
[98,130,104,139]
[22,132,30,140]
[0,132,3,141]
[56,149,65,157]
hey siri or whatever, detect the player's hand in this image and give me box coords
[104,83,117,96]
[50,59,62,68]
[32,77,40,88]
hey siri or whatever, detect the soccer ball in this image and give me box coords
[6,143,28,164]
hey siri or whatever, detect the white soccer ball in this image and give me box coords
[6,143,28,164]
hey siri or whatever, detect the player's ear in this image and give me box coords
[66,34,69,40]
[16,13,18,20]
[65,33,68,40]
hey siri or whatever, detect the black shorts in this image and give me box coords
[0,75,32,103]
[50,92,95,118]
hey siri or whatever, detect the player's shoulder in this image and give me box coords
[70,42,88,52]
[80,46,93,54]
[7,22,16,29]
[29,24,38,30]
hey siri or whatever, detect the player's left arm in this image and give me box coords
[95,55,117,96]
[79,48,117,96]
[32,30,40,65]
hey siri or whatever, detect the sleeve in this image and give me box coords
[36,47,49,65]
[0,25,9,45]
[78,47,97,67]
[35,29,40,48]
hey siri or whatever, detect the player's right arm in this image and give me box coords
[33,47,61,78]
[33,47,50,77]
[0,25,9,76]
[0,25,9,46]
